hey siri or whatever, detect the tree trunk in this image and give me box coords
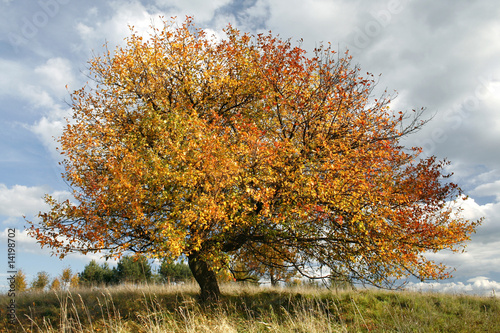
[270,269,278,287]
[188,251,221,302]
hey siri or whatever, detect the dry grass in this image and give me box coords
[1,282,499,332]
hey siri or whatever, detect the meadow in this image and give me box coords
[1,282,499,332]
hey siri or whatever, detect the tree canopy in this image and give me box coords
[28,17,480,301]
[159,260,193,283]
[78,256,151,285]
[78,260,115,286]
[114,255,152,283]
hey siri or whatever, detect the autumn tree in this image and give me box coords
[31,271,50,291]
[70,273,79,288]
[60,267,72,286]
[50,278,61,291]
[14,269,27,292]
[27,17,480,301]
[60,267,79,289]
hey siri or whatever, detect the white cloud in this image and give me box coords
[461,197,500,243]
[20,84,55,109]
[471,180,500,201]
[455,196,488,221]
[155,0,232,22]
[259,0,358,48]
[407,276,500,297]
[74,1,165,53]
[0,57,74,106]
[423,239,500,281]
[72,0,234,55]
[244,0,269,21]
[465,277,500,297]
[0,59,29,98]
[0,184,71,219]
[0,57,75,157]
[75,22,94,41]
[29,105,71,158]
[0,58,74,162]
[451,240,500,273]
[0,228,47,253]
[0,184,49,218]
[34,57,75,95]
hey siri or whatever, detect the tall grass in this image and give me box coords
[1,282,499,332]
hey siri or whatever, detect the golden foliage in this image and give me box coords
[27,17,480,287]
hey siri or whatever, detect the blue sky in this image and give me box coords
[1,0,500,295]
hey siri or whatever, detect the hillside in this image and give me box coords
[1,283,499,332]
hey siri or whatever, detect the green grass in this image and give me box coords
[1,283,499,332]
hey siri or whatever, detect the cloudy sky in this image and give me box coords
[1,0,499,295]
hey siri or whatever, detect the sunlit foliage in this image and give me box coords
[27,17,480,299]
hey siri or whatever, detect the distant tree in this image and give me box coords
[79,260,114,286]
[31,271,50,291]
[61,268,72,285]
[70,274,80,288]
[329,276,353,290]
[114,255,152,284]
[159,260,193,283]
[14,269,27,292]
[50,278,61,290]
[58,267,80,289]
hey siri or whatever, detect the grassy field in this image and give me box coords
[1,282,499,332]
